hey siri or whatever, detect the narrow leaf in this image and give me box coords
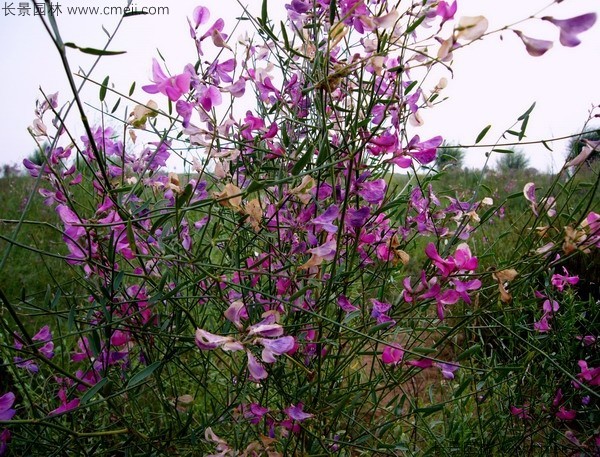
[80,378,108,404]
[127,361,161,388]
[475,124,491,144]
[64,42,126,56]
[99,76,109,102]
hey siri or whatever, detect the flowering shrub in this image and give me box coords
[0,1,598,455]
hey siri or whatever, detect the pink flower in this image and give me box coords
[542,13,597,47]
[142,58,191,102]
[381,344,404,365]
[195,329,244,352]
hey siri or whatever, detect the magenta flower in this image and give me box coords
[542,13,597,47]
[534,313,552,333]
[555,407,577,421]
[577,360,600,386]
[510,405,531,420]
[407,359,434,369]
[381,344,404,365]
[514,31,553,57]
[0,393,16,421]
[436,1,457,26]
[551,269,579,291]
[142,58,191,102]
[338,295,359,313]
[49,388,79,416]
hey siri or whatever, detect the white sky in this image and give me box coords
[0,0,598,172]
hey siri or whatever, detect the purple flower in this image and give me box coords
[370,299,395,326]
[191,5,210,29]
[142,58,191,102]
[311,205,339,233]
[357,179,386,205]
[0,429,10,456]
[0,393,16,421]
[246,351,268,381]
[256,336,295,363]
[514,30,553,57]
[345,206,370,228]
[437,362,459,379]
[284,403,313,421]
[543,13,597,47]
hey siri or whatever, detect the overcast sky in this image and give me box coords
[0,0,598,172]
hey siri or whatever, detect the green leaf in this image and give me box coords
[457,344,481,361]
[475,124,491,144]
[492,148,515,154]
[292,142,314,175]
[329,0,337,24]
[128,81,136,97]
[80,378,108,405]
[261,0,268,25]
[280,21,290,50]
[64,42,126,56]
[127,361,161,388]
[99,76,109,102]
[111,97,121,114]
[517,102,536,121]
[404,80,418,95]
[414,404,444,416]
[406,14,426,35]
